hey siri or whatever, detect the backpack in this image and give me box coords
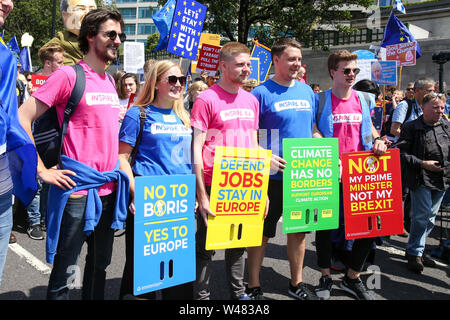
[33,64,85,168]
[16,79,25,106]
[129,105,147,167]
[382,99,416,137]
[316,90,372,124]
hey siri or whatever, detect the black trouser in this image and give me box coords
[316,229,375,272]
[119,209,194,300]
[315,184,375,273]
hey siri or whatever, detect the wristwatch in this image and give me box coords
[373,136,383,143]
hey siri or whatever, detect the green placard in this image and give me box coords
[282,138,340,233]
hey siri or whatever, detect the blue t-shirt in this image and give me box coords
[391,99,422,124]
[252,79,316,180]
[119,105,192,176]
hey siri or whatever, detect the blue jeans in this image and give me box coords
[27,178,42,226]
[0,189,13,286]
[46,192,116,300]
[407,185,445,257]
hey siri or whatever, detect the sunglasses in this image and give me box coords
[341,68,360,75]
[167,75,186,86]
[406,88,414,91]
[101,30,127,42]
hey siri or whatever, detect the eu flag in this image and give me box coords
[153,0,176,52]
[381,12,421,58]
[7,35,20,53]
[0,39,38,206]
[251,41,272,82]
[19,47,32,73]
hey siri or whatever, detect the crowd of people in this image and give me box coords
[1,2,449,301]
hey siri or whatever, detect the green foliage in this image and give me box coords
[146,32,161,54]
[159,0,372,49]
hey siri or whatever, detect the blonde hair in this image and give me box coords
[188,80,208,98]
[134,60,190,128]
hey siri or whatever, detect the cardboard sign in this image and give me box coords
[386,41,416,67]
[133,174,196,295]
[167,0,207,60]
[206,146,271,250]
[371,60,397,85]
[282,138,340,233]
[192,33,221,73]
[196,43,220,72]
[341,149,403,240]
[30,74,48,94]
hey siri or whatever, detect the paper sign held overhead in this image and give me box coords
[167,0,207,60]
[386,41,416,66]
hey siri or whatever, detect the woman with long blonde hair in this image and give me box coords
[118,60,193,299]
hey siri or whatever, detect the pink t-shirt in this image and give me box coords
[331,90,363,156]
[33,61,120,195]
[190,84,259,186]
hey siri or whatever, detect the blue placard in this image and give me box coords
[133,174,196,295]
[371,60,397,85]
[167,0,207,60]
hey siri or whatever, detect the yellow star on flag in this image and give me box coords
[173,46,177,51]
[178,11,181,16]
[182,51,185,55]
[183,1,187,5]
[173,33,177,38]
[192,1,195,6]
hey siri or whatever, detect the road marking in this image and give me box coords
[8,243,51,275]
[378,241,448,267]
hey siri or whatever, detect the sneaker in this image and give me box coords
[340,276,375,300]
[315,275,333,300]
[245,286,264,300]
[421,253,437,268]
[27,224,44,240]
[330,257,346,272]
[288,282,319,300]
[406,253,424,273]
[237,293,251,300]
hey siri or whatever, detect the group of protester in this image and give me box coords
[0,2,448,302]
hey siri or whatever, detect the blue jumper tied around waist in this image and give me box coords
[46,155,129,264]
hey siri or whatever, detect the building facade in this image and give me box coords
[114,0,159,46]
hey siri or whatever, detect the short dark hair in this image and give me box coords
[352,79,380,97]
[78,8,124,55]
[271,38,302,62]
[327,50,358,79]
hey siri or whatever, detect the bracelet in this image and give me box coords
[373,136,383,143]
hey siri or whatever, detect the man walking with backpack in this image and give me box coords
[390,78,435,139]
[19,8,129,300]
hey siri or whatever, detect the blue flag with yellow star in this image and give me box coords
[251,41,272,82]
[7,35,20,53]
[153,0,176,52]
[381,12,421,58]
[167,0,207,60]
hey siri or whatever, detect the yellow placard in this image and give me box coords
[205,146,271,250]
[192,33,221,74]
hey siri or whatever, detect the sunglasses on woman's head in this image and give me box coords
[167,75,186,86]
[102,30,127,42]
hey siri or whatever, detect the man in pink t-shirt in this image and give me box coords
[19,9,126,300]
[191,42,259,300]
[313,50,387,301]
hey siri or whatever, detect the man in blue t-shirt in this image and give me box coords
[246,38,318,300]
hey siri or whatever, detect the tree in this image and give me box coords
[159,0,373,48]
[1,0,113,68]
[145,32,161,54]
